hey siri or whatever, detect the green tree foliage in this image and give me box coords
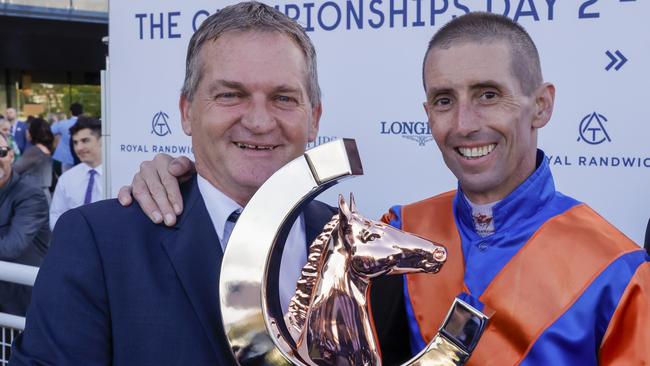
[21,83,101,118]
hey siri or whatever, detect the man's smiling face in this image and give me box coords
[180,31,321,206]
[423,41,552,204]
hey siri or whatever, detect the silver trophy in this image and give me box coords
[221,139,489,365]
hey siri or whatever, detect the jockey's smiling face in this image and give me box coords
[423,41,555,204]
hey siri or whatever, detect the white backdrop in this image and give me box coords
[108,0,650,244]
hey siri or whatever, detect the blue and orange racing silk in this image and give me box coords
[383,150,650,365]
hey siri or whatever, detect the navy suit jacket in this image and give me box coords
[0,172,50,317]
[11,176,335,365]
[12,121,30,154]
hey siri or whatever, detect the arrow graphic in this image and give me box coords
[605,50,628,71]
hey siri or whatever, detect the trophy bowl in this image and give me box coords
[221,139,488,366]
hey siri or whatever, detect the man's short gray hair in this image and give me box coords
[423,12,543,96]
[181,1,321,106]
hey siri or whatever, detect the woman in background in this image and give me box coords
[14,117,54,202]
[0,119,21,161]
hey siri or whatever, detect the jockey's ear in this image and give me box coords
[349,193,358,213]
[338,194,352,221]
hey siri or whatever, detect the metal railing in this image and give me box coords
[1,326,19,366]
[0,261,39,365]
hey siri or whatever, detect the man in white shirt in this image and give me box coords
[49,116,102,230]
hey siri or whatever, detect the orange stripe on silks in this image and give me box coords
[402,191,467,344]
[466,204,640,366]
[599,262,650,365]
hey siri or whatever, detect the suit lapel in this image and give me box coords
[303,200,336,245]
[161,177,224,358]
[161,195,334,359]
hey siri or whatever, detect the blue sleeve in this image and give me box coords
[50,122,61,135]
[10,209,112,366]
[386,205,403,229]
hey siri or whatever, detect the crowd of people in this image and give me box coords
[0,104,103,316]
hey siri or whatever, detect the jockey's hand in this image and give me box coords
[117,154,195,226]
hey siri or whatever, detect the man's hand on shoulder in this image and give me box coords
[117,153,195,226]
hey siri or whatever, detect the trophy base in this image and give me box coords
[410,297,490,366]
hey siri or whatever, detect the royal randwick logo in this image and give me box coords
[577,112,610,145]
[380,121,433,146]
[151,111,172,137]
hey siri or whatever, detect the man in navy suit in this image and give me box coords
[10,3,333,365]
[5,108,28,154]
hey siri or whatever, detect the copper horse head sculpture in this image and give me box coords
[285,194,447,365]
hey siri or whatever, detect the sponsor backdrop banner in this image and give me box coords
[109,0,649,244]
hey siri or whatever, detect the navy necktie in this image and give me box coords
[227,210,240,223]
[84,169,97,204]
[222,209,241,247]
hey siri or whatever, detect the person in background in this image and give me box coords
[13,118,54,202]
[51,102,82,173]
[0,133,50,317]
[0,120,20,162]
[0,120,8,137]
[48,117,103,230]
[5,108,28,154]
[46,113,59,124]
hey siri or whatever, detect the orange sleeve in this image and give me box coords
[599,261,650,365]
